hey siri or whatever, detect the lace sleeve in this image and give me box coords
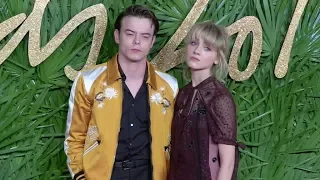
[209,94,237,146]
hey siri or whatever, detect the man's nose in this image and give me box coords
[133,35,140,45]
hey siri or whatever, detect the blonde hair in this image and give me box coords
[184,21,229,83]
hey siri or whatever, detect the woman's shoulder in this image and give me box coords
[177,82,192,95]
[174,83,193,107]
[198,76,232,99]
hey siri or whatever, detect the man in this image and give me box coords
[64,5,178,180]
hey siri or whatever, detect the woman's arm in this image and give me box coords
[217,144,235,180]
[207,93,238,180]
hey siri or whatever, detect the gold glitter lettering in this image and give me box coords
[0,0,309,81]
[275,0,308,78]
[150,0,209,71]
[227,16,262,81]
[0,0,107,80]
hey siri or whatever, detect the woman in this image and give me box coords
[169,22,243,180]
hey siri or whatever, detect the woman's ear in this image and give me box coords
[214,50,224,65]
[213,55,219,65]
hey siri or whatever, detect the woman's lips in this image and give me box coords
[190,56,200,61]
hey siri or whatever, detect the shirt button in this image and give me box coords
[132,104,134,107]
[130,124,133,127]
[212,157,217,163]
[189,141,194,148]
[130,143,132,146]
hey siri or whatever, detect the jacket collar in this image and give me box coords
[107,54,157,90]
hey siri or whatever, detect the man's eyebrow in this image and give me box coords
[124,29,151,36]
[141,33,151,36]
[124,29,135,33]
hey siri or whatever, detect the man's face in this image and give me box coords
[114,16,156,62]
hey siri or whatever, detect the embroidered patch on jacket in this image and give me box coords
[83,141,99,156]
[87,126,99,141]
[104,87,118,100]
[95,92,105,102]
[150,87,171,114]
[84,126,100,154]
[94,82,119,108]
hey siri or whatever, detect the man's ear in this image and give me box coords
[114,29,120,44]
[151,35,156,46]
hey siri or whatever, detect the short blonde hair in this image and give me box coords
[184,21,229,83]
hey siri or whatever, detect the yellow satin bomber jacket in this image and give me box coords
[64,55,178,180]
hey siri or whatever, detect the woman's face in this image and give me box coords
[186,37,218,71]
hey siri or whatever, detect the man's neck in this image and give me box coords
[117,54,147,81]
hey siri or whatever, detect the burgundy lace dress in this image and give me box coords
[168,76,243,180]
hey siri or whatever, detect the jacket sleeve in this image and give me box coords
[208,94,237,146]
[64,74,91,179]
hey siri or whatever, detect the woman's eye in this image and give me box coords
[204,47,211,51]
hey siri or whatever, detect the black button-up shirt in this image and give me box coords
[115,63,151,161]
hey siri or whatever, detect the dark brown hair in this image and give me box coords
[114,5,159,36]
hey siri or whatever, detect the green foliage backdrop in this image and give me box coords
[0,0,319,179]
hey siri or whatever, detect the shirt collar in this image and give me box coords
[107,54,157,89]
[117,59,148,83]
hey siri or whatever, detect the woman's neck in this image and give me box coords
[191,68,211,87]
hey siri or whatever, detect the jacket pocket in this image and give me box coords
[83,141,99,156]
